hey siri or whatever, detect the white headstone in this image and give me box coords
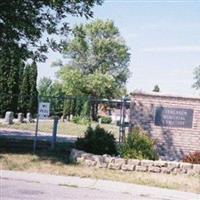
[26,112,32,123]
[17,113,24,123]
[4,111,14,124]
[61,115,65,122]
[98,118,102,125]
[70,114,73,121]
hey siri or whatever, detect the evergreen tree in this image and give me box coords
[7,59,25,113]
[0,49,25,116]
[80,98,91,119]
[19,65,30,114]
[63,99,72,119]
[19,63,38,115]
[0,55,9,117]
[153,85,160,92]
[29,62,38,115]
[0,0,101,116]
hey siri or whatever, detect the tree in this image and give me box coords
[57,20,130,120]
[0,0,102,116]
[58,68,121,98]
[60,19,130,86]
[58,20,130,97]
[0,0,102,62]
[19,65,31,114]
[29,62,38,115]
[0,49,25,116]
[192,65,200,90]
[58,68,85,96]
[19,62,38,115]
[38,77,53,100]
[38,77,66,116]
[153,85,160,92]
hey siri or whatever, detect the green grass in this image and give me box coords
[0,120,119,138]
[0,137,199,193]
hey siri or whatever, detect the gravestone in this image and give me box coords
[26,112,32,123]
[17,113,24,123]
[98,118,102,125]
[61,115,65,122]
[4,111,14,124]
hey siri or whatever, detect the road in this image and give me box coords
[1,178,143,200]
[0,170,199,200]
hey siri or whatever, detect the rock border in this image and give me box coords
[70,149,200,175]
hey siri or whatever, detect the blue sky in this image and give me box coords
[38,0,200,96]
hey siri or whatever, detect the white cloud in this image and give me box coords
[141,46,200,53]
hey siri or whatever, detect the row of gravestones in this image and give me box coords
[4,111,33,125]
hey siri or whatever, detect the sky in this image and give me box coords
[38,0,200,97]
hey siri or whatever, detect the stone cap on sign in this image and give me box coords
[130,91,200,102]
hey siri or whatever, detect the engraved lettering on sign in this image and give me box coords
[155,107,193,128]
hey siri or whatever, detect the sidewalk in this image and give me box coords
[1,170,199,200]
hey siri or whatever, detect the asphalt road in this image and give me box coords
[1,178,134,200]
[1,171,199,200]
[1,178,199,200]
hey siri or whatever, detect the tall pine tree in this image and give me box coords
[19,65,30,114]
[19,62,38,115]
[29,62,38,115]
[0,48,25,116]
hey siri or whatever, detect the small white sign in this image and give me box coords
[39,102,50,119]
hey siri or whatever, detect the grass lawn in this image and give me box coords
[0,120,119,138]
[0,138,199,193]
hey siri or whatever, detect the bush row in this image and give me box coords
[75,126,158,160]
[75,126,200,164]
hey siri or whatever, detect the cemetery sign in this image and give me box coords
[155,107,193,128]
[130,92,200,160]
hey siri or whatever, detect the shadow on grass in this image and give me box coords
[0,137,75,165]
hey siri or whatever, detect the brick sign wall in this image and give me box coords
[130,92,200,161]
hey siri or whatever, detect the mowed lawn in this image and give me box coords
[0,138,199,194]
[0,120,120,138]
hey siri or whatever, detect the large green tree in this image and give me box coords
[57,20,130,97]
[57,20,130,119]
[0,0,102,116]
[60,19,130,86]
[0,0,102,61]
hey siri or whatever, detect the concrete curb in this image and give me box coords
[0,170,199,200]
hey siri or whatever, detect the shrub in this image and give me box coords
[120,127,158,160]
[99,116,112,124]
[72,116,90,125]
[75,126,117,155]
[182,151,200,164]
